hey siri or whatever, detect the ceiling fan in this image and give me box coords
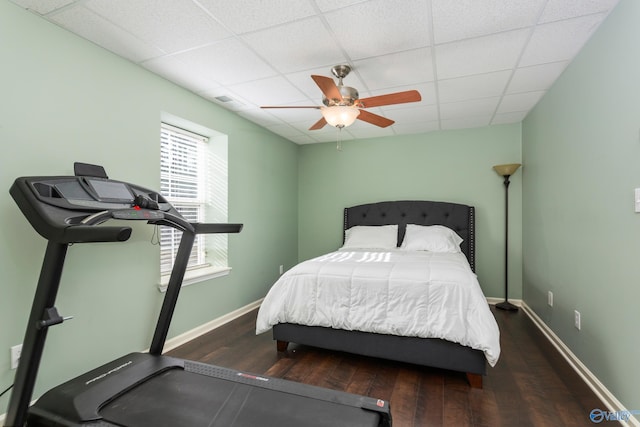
[261,65,422,131]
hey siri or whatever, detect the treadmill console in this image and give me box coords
[28,176,170,213]
[10,166,191,244]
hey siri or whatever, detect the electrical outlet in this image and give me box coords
[11,344,22,370]
[548,291,553,307]
[574,310,581,330]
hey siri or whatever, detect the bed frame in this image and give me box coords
[273,200,487,388]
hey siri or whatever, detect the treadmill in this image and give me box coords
[4,163,392,427]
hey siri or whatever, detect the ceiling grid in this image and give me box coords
[11,0,620,144]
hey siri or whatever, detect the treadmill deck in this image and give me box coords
[27,353,390,427]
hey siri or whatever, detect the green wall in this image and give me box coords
[6,0,637,419]
[298,124,523,299]
[522,0,640,414]
[0,1,298,411]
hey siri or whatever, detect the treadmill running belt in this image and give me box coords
[100,369,380,427]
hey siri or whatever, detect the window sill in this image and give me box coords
[158,266,231,293]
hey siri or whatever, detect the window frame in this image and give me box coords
[158,118,230,292]
[160,123,207,275]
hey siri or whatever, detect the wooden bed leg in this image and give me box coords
[466,373,483,389]
[276,340,289,352]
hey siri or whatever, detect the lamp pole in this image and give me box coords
[493,163,520,312]
[496,174,518,311]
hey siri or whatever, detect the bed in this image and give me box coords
[256,200,500,388]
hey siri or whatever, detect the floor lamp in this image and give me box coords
[493,163,521,311]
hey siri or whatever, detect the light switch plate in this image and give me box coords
[635,188,640,213]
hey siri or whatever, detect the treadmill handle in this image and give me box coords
[63,224,132,243]
[80,210,113,225]
[194,223,243,234]
[55,210,133,243]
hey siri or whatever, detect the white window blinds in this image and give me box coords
[160,123,208,275]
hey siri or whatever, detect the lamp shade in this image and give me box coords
[320,105,360,128]
[493,163,521,177]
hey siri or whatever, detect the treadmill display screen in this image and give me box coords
[55,181,94,200]
[88,179,134,202]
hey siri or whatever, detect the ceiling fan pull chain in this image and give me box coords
[336,125,343,151]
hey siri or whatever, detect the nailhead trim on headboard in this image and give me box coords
[343,200,476,272]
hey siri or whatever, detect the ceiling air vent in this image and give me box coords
[214,95,234,103]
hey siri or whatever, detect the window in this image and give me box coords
[160,123,207,274]
[158,118,229,291]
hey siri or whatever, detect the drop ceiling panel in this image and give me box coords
[171,38,276,86]
[496,91,545,114]
[266,123,311,139]
[10,0,74,15]
[11,0,620,144]
[229,76,307,107]
[314,0,369,13]
[49,5,163,62]
[507,62,569,93]
[539,0,620,23]
[353,48,435,91]
[260,105,322,123]
[197,0,317,34]
[440,97,501,120]
[432,0,545,43]
[438,71,511,104]
[519,14,607,66]
[323,0,431,60]
[236,109,283,128]
[84,0,231,54]
[143,55,221,93]
[242,17,346,74]
[435,29,530,79]
[391,120,441,135]
[384,105,439,124]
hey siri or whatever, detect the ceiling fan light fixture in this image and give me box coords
[321,105,360,128]
[261,65,421,131]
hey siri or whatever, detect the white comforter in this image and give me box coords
[256,249,500,367]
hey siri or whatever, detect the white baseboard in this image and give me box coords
[159,298,264,353]
[520,302,639,427]
[486,297,522,306]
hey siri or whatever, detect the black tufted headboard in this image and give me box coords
[344,200,475,271]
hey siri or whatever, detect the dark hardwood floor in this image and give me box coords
[168,306,610,426]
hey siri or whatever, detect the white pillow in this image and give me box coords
[400,224,463,253]
[342,225,398,249]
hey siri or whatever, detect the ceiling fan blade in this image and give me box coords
[357,90,421,108]
[357,110,394,128]
[260,106,320,109]
[311,75,343,103]
[309,117,327,130]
